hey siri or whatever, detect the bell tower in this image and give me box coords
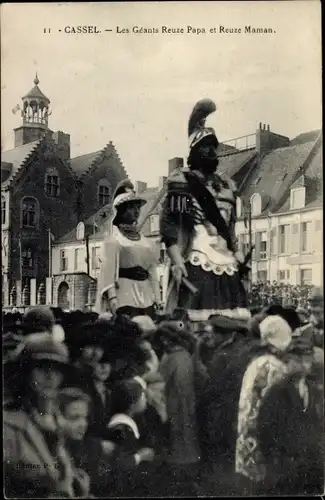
[14,74,52,147]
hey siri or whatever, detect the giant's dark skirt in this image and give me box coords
[178,262,248,313]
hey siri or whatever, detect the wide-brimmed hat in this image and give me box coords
[22,306,55,332]
[112,179,146,210]
[4,332,70,370]
[110,179,147,230]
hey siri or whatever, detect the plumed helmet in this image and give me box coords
[188,98,219,151]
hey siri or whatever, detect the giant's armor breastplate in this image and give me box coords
[188,176,239,276]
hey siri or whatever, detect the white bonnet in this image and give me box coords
[259,314,292,351]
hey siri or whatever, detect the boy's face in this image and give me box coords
[61,400,89,440]
[93,361,112,381]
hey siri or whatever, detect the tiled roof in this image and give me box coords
[1,140,41,186]
[241,141,316,214]
[69,150,103,177]
[217,148,257,178]
[290,129,321,146]
[276,140,322,212]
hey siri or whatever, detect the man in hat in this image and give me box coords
[160,99,251,325]
[96,180,161,319]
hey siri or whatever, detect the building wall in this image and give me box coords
[235,207,323,286]
[52,273,95,311]
[8,143,78,282]
[79,150,127,222]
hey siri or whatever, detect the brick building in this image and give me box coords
[1,75,127,309]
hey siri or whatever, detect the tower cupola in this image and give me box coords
[14,74,53,147]
[21,73,51,127]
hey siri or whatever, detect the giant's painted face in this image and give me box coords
[188,135,219,175]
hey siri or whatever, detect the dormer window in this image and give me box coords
[45,167,60,197]
[21,197,40,229]
[98,179,110,207]
[290,187,306,210]
[250,193,262,216]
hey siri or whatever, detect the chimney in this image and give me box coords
[256,122,290,155]
[158,176,167,190]
[168,157,184,175]
[52,131,70,161]
[134,181,147,194]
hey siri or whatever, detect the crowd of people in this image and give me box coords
[3,286,324,498]
[249,282,316,310]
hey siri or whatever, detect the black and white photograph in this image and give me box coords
[1,1,323,497]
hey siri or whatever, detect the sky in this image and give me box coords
[1,1,322,187]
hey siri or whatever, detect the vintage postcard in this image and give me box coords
[2,1,323,498]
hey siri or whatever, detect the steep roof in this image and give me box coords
[239,136,322,216]
[1,140,41,187]
[69,150,103,178]
[290,129,321,146]
[22,84,50,103]
[69,142,127,181]
[217,148,257,178]
[276,139,322,212]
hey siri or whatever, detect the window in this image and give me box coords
[1,196,6,225]
[301,221,312,252]
[278,270,286,282]
[250,193,262,216]
[76,222,85,241]
[236,197,242,217]
[91,246,101,270]
[74,248,83,271]
[278,224,289,254]
[286,270,290,280]
[300,269,312,286]
[98,179,110,206]
[255,231,267,260]
[238,233,250,256]
[291,223,299,253]
[60,250,68,271]
[149,214,159,234]
[22,248,34,269]
[45,168,60,197]
[159,243,166,263]
[21,197,39,228]
[290,187,306,210]
[257,270,267,282]
[270,228,277,255]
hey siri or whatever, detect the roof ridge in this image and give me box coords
[70,149,103,161]
[218,146,256,158]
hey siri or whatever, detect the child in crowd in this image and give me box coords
[58,387,116,497]
[108,379,155,496]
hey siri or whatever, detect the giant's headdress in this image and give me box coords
[108,179,147,231]
[188,98,219,151]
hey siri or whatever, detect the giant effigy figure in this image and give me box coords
[160,99,251,323]
[96,180,161,319]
